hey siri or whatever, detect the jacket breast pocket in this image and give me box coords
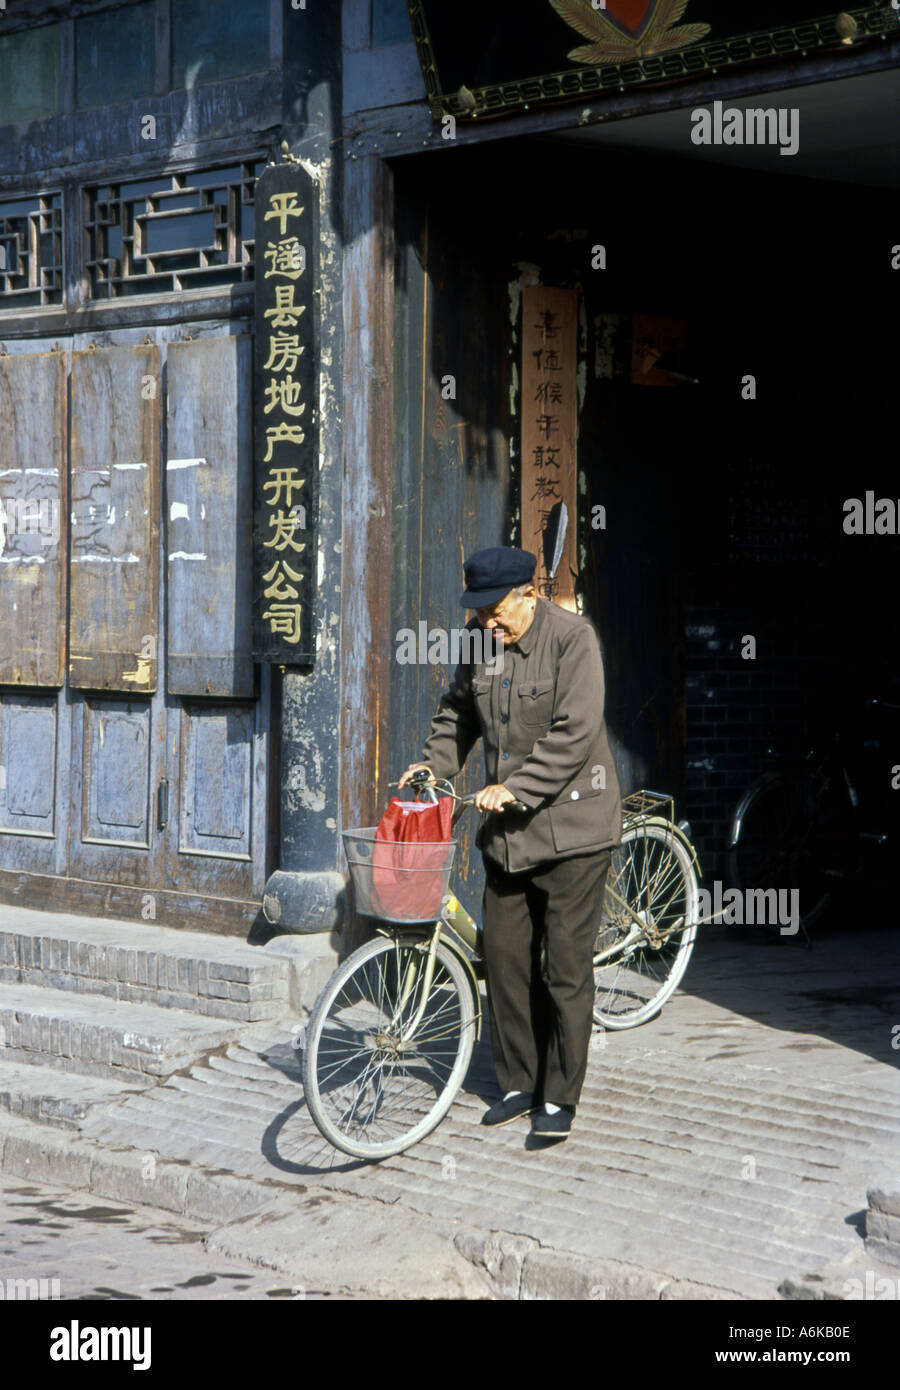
[517,678,554,726]
[472,679,492,725]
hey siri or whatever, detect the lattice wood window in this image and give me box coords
[83,162,265,298]
[0,193,63,307]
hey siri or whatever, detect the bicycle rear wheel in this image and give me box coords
[593,822,699,1029]
[303,933,476,1160]
[727,771,836,936]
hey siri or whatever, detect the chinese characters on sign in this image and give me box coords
[253,160,317,662]
[520,286,578,611]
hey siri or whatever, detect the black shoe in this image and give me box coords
[531,1104,575,1138]
[481,1093,535,1126]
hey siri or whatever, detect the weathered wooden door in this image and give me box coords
[0,331,269,926]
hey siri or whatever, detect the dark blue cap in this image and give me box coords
[460,546,537,609]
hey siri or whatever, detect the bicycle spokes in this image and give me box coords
[306,938,476,1154]
[593,823,698,1028]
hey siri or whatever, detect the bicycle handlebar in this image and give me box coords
[395,768,530,815]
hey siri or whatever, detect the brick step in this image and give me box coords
[80,1058,866,1232]
[133,1067,869,1218]
[0,982,249,1083]
[579,1067,900,1137]
[213,1051,300,1085]
[0,905,292,1022]
[356,1136,858,1247]
[230,1024,900,1141]
[81,1108,284,1173]
[169,1069,298,1112]
[226,1030,900,1160]
[197,1058,295,1097]
[0,1057,147,1128]
[348,1164,850,1284]
[316,1161,835,1296]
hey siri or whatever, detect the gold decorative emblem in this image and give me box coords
[549,0,711,63]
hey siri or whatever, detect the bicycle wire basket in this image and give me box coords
[342,828,458,924]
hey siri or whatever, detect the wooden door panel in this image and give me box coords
[161,331,267,904]
[0,692,58,836]
[166,337,254,698]
[0,351,68,687]
[81,698,153,848]
[164,695,270,898]
[69,692,166,886]
[168,702,256,896]
[69,345,160,692]
[178,703,254,858]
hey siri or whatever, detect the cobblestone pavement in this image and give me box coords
[0,1174,346,1300]
[72,923,900,1299]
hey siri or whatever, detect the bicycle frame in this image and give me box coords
[374,919,484,1043]
[384,923,442,1042]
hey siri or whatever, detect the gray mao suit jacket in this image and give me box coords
[420,598,622,873]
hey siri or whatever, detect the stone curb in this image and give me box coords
[0,1113,286,1226]
[0,1112,487,1299]
[779,1254,900,1301]
[453,1229,740,1301]
[868,1183,900,1220]
[864,1178,900,1268]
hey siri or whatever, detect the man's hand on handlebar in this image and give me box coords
[474,783,517,813]
[398,763,435,790]
[396,767,529,814]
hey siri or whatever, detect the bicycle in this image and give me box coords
[302,773,702,1159]
[726,696,899,944]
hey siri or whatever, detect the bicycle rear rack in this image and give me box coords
[621,789,674,823]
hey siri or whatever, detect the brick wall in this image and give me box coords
[683,595,812,884]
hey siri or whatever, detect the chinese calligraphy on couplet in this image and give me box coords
[253,164,317,661]
[520,287,578,611]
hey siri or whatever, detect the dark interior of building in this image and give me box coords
[388,113,898,924]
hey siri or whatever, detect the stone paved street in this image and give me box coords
[0,1173,352,1300]
[2,918,899,1299]
[72,921,900,1299]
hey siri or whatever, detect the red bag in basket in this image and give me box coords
[371,797,454,920]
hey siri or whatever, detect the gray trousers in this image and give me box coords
[481,849,611,1107]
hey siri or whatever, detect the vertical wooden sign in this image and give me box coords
[520,286,578,611]
[253,157,318,664]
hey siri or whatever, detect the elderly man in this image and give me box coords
[399,546,621,1140]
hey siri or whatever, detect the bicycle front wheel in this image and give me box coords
[303,934,476,1160]
[593,822,699,1029]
